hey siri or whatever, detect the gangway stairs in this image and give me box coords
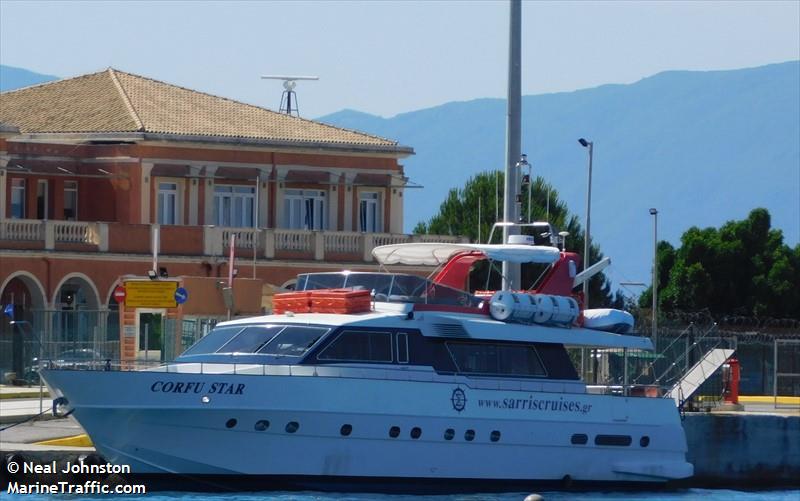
[666,348,735,405]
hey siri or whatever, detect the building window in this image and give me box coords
[63,181,78,220]
[157,182,178,225]
[284,189,325,230]
[359,191,382,232]
[10,179,25,219]
[36,180,48,219]
[214,185,255,227]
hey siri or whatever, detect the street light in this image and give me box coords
[578,138,594,307]
[649,207,659,350]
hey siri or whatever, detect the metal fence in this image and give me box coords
[573,310,800,405]
[0,309,221,384]
[1,309,118,382]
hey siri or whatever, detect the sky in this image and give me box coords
[1,0,799,119]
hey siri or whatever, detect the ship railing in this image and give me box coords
[36,359,675,398]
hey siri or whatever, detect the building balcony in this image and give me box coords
[0,219,465,263]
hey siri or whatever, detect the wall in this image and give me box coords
[683,413,800,485]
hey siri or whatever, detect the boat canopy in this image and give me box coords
[372,243,561,266]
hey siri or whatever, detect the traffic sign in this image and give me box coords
[113,286,126,304]
[125,281,178,308]
[174,287,189,305]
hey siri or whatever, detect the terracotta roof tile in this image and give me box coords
[0,69,402,150]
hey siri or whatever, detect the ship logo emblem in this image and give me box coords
[451,387,467,412]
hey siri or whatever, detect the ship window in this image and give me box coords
[340,424,352,436]
[464,429,475,441]
[490,430,501,442]
[317,330,392,362]
[254,420,269,431]
[410,427,422,439]
[446,342,546,377]
[217,325,283,354]
[180,326,246,357]
[640,436,650,448]
[444,428,455,440]
[258,326,329,357]
[225,418,237,429]
[389,426,400,438]
[285,421,299,433]
[396,333,409,364]
[595,435,632,446]
[571,434,588,445]
[300,273,345,290]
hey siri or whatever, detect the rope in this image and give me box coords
[0,409,51,432]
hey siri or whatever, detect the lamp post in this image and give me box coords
[649,208,659,350]
[578,138,594,307]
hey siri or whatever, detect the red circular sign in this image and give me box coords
[113,285,126,304]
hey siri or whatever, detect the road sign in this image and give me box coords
[174,287,189,305]
[113,286,126,304]
[124,281,178,308]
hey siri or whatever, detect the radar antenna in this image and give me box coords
[261,75,319,116]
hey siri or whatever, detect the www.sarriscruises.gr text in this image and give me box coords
[478,395,593,414]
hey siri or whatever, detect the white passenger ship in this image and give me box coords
[41,237,693,492]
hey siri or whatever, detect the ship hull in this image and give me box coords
[41,368,692,490]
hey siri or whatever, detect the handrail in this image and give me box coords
[44,359,614,396]
[653,323,721,386]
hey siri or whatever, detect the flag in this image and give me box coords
[2,304,14,320]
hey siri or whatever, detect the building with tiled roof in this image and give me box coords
[0,68,406,152]
[0,68,456,373]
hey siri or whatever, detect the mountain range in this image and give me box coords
[2,62,798,290]
[0,64,58,91]
[318,61,800,289]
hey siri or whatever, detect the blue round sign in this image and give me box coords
[174,287,189,305]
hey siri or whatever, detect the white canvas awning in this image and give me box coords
[372,243,560,266]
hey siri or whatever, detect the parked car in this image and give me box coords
[25,349,108,384]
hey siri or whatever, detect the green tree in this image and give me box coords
[639,208,800,319]
[414,170,619,308]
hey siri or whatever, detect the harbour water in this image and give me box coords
[3,489,800,501]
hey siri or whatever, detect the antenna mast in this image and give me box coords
[261,75,319,116]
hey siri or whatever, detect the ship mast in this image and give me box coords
[502,0,523,290]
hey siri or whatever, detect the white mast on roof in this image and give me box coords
[261,75,319,116]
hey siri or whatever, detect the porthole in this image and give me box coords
[410,427,422,439]
[225,418,237,429]
[285,421,299,433]
[444,428,455,441]
[595,434,632,446]
[340,424,353,436]
[389,426,400,438]
[464,429,475,441]
[571,433,588,445]
[254,420,269,431]
[640,436,650,448]
[490,430,501,442]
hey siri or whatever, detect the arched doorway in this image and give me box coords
[0,272,47,382]
[50,274,107,362]
[51,273,101,311]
